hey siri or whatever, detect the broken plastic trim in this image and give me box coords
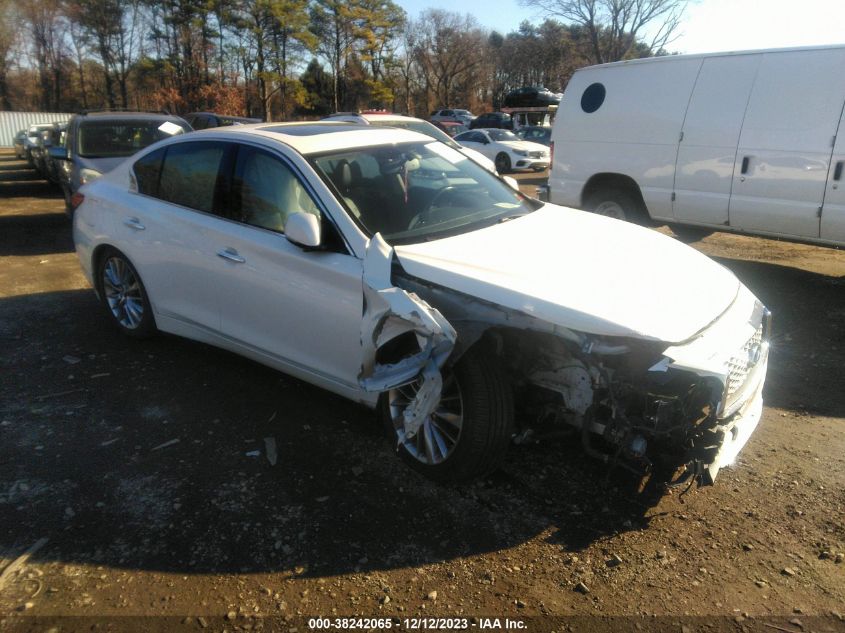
[358,234,457,439]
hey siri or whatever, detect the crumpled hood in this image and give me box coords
[394,205,740,343]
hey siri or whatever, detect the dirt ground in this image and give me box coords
[1,149,844,632]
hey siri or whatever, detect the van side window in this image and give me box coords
[581,83,606,113]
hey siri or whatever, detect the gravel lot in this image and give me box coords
[1,149,844,631]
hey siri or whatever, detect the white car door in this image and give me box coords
[213,144,364,390]
[821,105,845,245]
[117,141,231,332]
[729,48,845,238]
[672,54,761,226]
[456,131,494,161]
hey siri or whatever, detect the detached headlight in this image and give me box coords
[80,168,102,185]
[513,149,528,157]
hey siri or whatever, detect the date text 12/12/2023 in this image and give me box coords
[307,618,527,630]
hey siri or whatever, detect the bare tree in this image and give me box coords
[412,10,486,109]
[0,0,17,109]
[519,0,689,63]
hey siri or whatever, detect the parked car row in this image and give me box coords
[14,110,261,215]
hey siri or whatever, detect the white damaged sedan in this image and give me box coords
[73,123,769,486]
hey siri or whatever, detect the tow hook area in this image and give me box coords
[358,234,457,440]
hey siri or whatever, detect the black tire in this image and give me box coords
[584,187,648,225]
[669,224,714,243]
[379,347,514,483]
[495,152,512,174]
[96,248,157,338]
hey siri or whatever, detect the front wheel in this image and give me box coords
[96,248,157,338]
[379,347,513,483]
[495,153,512,174]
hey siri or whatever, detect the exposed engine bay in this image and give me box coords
[359,235,770,488]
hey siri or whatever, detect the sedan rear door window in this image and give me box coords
[158,141,227,213]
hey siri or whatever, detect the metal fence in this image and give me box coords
[0,111,74,147]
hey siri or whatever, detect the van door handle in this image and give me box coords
[123,218,145,230]
[834,160,844,181]
[740,156,750,175]
[217,248,246,264]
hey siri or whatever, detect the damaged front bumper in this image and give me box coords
[703,358,766,484]
[660,287,771,484]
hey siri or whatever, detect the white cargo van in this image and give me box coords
[547,45,845,247]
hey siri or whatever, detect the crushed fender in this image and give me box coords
[358,234,456,437]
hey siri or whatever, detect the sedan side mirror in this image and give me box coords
[49,146,68,160]
[285,212,321,249]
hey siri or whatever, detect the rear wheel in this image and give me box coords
[495,152,512,174]
[96,248,157,338]
[379,347,513,483]
[584,188,648,224]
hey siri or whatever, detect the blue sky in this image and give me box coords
[397,0,845,54]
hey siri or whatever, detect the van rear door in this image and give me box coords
[673,54,761,226]
[820,104,845,245]
[728,48,845,239]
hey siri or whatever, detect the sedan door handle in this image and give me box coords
[123,217,145,230]
[217,248,246,264]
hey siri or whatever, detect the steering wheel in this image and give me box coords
[408,186,457,230]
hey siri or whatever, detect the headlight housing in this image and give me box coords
[513,149,528,157]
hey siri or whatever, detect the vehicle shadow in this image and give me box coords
[0,212,73,256]
[0,254,840,579]
[712,256,845,418]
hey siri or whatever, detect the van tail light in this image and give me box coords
[70,192,85,210]
[549,141,554,172]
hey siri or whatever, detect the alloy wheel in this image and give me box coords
[102,256,144,330]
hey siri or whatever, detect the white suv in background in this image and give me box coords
[430,109,476,126]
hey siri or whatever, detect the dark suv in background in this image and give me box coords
[50,111,191,215]
[183,112,261,129]
[469,112,513,130]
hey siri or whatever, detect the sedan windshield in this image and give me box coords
[488,129,518,142]
[77,120,190,158]
[311,141,539,245]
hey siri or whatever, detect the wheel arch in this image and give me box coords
[91,244,154,307]
[91,243,117,298]
[581,172,650,218]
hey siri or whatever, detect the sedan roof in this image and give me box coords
[197,122,433,155]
